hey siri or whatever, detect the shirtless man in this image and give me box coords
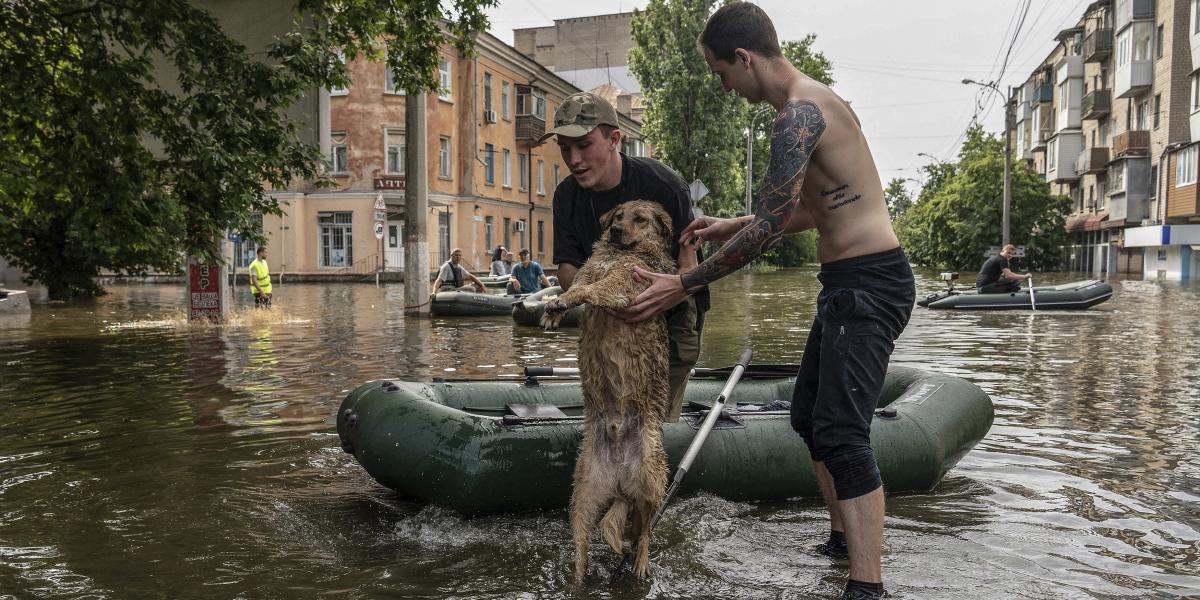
[624,3,914,599]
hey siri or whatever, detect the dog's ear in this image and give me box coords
[598,206,620,231]
[652,209,671,240]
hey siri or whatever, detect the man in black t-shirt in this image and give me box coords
[543,92,709,421]
[976,244,1031,293]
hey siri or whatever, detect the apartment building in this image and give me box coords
[1011,0,1200,280]
[243,31,647,278]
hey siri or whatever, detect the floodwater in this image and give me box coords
[1,270,1197,599]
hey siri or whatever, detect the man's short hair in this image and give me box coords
[698,1,783,63]
[518,249,530,256]
[451,248,463,256]
[1002,244,1017,254]
[257,247,267,253]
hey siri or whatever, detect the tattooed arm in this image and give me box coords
[679,100,825,293]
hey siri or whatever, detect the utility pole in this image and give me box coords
[1002,85,1013,247]
[404,91,430,314]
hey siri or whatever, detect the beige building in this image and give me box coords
[245,30,648,279]
[1010,0,1200,279]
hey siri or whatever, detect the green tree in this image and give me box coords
[883,178,914,221]
[0,0,493,299]
[895,125,1070,271]
[629,0,746,218]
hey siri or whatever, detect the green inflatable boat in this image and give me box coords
[337,365,994,515]
[511,286,585,327]
[918,279,1113,310]
[430,290,520,317]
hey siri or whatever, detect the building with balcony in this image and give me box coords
[247,30,647,279]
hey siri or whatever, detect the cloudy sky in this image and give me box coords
[485,0,1080,192]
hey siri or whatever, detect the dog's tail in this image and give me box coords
[599,499,629,555]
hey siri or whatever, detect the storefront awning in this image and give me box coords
[1082,211,1110,231]
[1065,213,1089,233]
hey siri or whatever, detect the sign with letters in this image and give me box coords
[373,177,405,191]
[188,263,222,321]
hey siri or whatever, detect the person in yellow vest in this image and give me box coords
[248,247,272,308]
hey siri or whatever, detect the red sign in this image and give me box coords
[189,263,222,321]
[374,176,406,190]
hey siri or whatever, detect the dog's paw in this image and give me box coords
[540,299,568,330]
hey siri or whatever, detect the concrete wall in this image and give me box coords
[513,13,636,72]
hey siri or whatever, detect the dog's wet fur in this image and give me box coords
[541,201,675,583]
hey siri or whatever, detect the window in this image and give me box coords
[330,132,348,174]
[318,211,353,267]
[537,159,545,195]
[503,217,511,249]
[518,220,526,250]
[516,85,546,118]
[1156,24,1165,59]
[1048,139,1057,171]
[503,149,512,187]
[485,216,494,251]
[234,214,264,268]
[1110,164,1125,192]
[483,72,493,113]
[1133,21,1152,61]
[1117,28,1131,67]
[484,143,495,185]
[1058,80,1068,111]
[518,153,528,190]
[1099,120,1109,144]
[1016,123,1024,154]
[1195,0,1200,34]
[1154,94,1161,129]
[1136,99,1149,130]
[386,130,404,174]
[553,164,561,187]
[331,51,348,96]
[1192,73,1200,113]
[438,211,451,264]
[501,81,511,119]
[537,220,545,255]
[438,57,452,101]
[439,136,452,179]
[1176,145,1196,186]
[384,53,404,95]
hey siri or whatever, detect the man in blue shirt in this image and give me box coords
[508,249,550,295]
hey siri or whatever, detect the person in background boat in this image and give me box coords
[616,4,913,598]
[507,249,551,295]
[544,91,709,423]
[976,244,1030,294]
[430,248,486,298]
[489,245,508,277]
[247,246,272,309]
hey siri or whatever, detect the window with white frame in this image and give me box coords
[439,136,451,179]
[330,132,348,174]
[1117,28,1131,67]
[331,51,348,96]
[518,153,528,190]
[537,159,545,195]
[384,53,404,95]
[484,143,495,185]
[483,72,493,113]
[516,85,546,118]
[1048,138,1057,171]
[318,211,354,268]
[1192,73,1200,113]
[1194,0,1200,34]
[438,57,452,101]
[1137,99,1149,130]
[1176,145,1196,186]
[553,164,560,186]
[1133,21,1153,61]
[234,214,264,268]
[501,81,511,119]
[386,130,405,174]
[503,149,511,187]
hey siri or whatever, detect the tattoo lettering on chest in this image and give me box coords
[821,183,860,210]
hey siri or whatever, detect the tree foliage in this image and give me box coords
[629,0,746,219]
[895,125,1071,271]
[883,178,914,221]
[0,0,494,299]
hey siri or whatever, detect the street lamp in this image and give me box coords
[962,78,1014,246]
[917,152,947,165]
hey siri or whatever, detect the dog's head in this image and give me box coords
[597,201,673,253]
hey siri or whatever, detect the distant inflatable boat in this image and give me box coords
[918,279,1113,310]
[511,286,584,327]
[0,289,30,316]
[430,290,518,317]
[336,365,994,515]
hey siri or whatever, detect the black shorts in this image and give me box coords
[791,247,915,463]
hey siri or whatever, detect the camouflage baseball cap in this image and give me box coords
[537,92,620,143]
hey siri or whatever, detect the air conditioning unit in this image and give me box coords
[513,220,525,232]
[484,110,497,123]
[1140,219,1154,226]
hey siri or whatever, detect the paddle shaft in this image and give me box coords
[648,347,753,530]
[1028,275,1037,310]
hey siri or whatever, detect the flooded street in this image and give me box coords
[1,270,1198,599]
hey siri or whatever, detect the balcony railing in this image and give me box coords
[1081,90,1111,120]
[515,114,546,143]
[1083,29,1113,63]
[1076,147,1110,174]
[1032,80,1054,103]
[1113,130,1150,158]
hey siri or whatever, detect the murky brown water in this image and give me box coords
[1,271,1198,599]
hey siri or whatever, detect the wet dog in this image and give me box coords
[541,200,675,583]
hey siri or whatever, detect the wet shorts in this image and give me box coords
[791,247,915,500]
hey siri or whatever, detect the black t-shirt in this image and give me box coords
[976,254,1010,287]
[552,153,710,314]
